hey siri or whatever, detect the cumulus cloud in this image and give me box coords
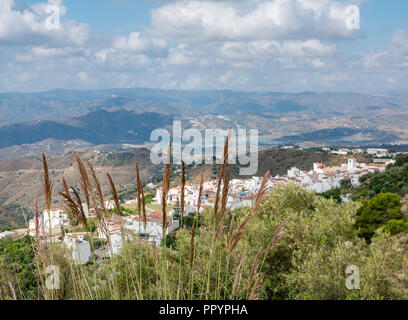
[113,32,167,57]
[150,0,358,43]
[0,0,91,46]
[391,29,408,57]
[219,39,334,60]
[362,30,408,70]
[15,46,87,62]
[0,0,406,95]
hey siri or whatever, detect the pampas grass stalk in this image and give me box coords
[87,161,107,215]
[42,153,53,213]
[107,172,121,217]
[232,257,244,298]
[226,170,271,255]
[72,151,91,212]
[81,160,109,242]
[34,196,40,242]
[136,162,147,231]
[70,187,88,230]
[161,142,172,238]
[213,131,230,220]
[189,172,204,268]
[61,178,88,230]
[180,160,186,228]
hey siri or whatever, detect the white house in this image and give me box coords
[0,231,15,241]
[367,148,389,157]
[29,209,68,237]
[98,212,179,256]
[63,233,91,265]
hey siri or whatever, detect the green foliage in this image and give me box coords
[172,199,181,220]
[119,207,138,217]
[251,185,408,300]
[382,219,408,235]
[87,218,97,233]
[356,193,403,242]
[340,179,353,193]
[162,234,177,249]
[144,194,154,204]
[395,154,408,167]
[84,236,107,250]
[3,186,408,300]
[0,236,38,299]
[352,163,408,200]
[182,212,202,229]
[319,187,342,203]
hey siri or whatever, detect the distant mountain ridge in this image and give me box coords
[0,110,173,149]
[1,88,408,152]
[281,127,400,144]
[1,88,408,124]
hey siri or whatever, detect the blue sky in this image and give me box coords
[24,0,163,33]
[1,0,408,94]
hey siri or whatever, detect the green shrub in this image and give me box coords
[356,193,403,242]
[382,219,408,235]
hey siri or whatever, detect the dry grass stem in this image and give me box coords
[87,161,107,215]
[72,151,91,210]
[189,172,204,268]
[213,130,231,219]
[180,161,186,227]
[107,172,121,217]
[136,163,147,229]
[232,257,244,297]
[161,142,172,237]
[41,153,53,212]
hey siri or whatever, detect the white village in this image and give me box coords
[1,150,396,266]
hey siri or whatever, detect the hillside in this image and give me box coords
[1,89,408,151]
[349,154,408,200]
[0,205,27,230]
[169,148,373,185]
[0,148,161,229]
[0,147,373,229]
[0,110,174,149]
[1,89,408,124]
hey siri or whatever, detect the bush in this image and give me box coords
[356,193,403,242]
[319,187,342,203]
[0,236,38,299]
[382,219,408,235]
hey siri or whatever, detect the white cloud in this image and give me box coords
[15,46,83,61]
[361,30,408,69]
[0,0,91,46]
[0,0,407,95]
[77,71,87,81]
[151,0,357,43]
[113,32,167,56]
[391,29,408,57]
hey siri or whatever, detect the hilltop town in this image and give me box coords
[0,148,396,266]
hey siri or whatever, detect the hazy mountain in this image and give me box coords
[0,88,408,157]
[1,88,408,124]
[281,128,400,144]
[0,109,174,149]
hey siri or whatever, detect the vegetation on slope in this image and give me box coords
[169,148,373,185]
[2,185,408,300]
[352,154,408,200]
[1,149,407,300]
[321,154,408,243]
[0,236,38,299]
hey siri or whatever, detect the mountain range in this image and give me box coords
[0,87,408,161]
[1,88,408,124]
[0,109,173,149]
